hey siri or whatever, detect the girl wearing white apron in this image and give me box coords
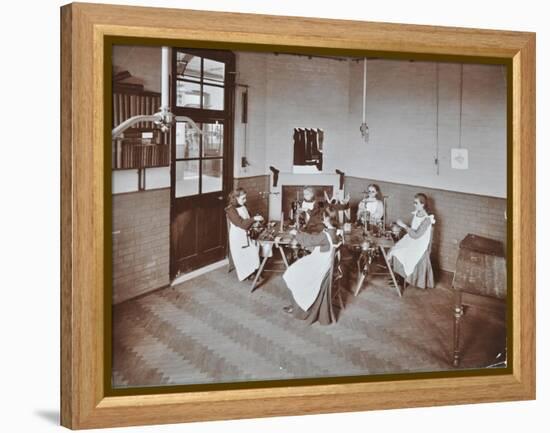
[225,188,264,281]
[388,193,436,289]
[357,184,384,223]
[280,210,339,325]
[296,186,324,233]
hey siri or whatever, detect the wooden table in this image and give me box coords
[451,234,506,367]
[343,226,401,297]
[250,225,295,292]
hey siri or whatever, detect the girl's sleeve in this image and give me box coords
[408,218,431,239]
[374,200,384,221]
[331,201,350,211]
[226,206,255,230]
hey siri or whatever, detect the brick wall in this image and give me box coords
[345,176,507,272]
[112,179,269,304]
[233,175,270,217]
[110,51,507,301]
[112,188,170,304]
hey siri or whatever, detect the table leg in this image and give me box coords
[355,271,367,296]
[453,289,463,367]
[278,246,289,269]
[250,255,269,292]
[354,254,367,296]
[380,246,402,297]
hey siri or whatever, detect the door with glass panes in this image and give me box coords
[170,48,234,279]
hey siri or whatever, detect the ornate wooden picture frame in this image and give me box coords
[60,2,535,429]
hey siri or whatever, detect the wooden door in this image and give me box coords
[170,48,235,280]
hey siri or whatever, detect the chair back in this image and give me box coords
[426,215,436,254]
[225,215,235,272]
[330,241,343,264]
[382,195,388,229]
[326,240,344,316]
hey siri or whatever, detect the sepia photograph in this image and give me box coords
[109,43,508,389]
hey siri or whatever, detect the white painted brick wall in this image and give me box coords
[113,48,507,198]
[264,54,350,175]
[233,52,268,178]
[345,59,506,197]
[234,53,507,198]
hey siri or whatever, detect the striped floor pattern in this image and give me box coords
[112,263,506,388]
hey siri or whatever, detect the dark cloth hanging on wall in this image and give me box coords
[293,127,323,170]
[293,128,306,165]
[312,129,323,171]
[305,128,314,160]
[317,128,324,151]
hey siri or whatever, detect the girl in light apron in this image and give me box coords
[279,209,340,325]
[388,193,436,289]
[225,188,264,281]
[356,183,384,224]
[296,186,324,233]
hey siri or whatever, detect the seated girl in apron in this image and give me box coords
[298,186,349,233]
[278,209,340,326]
[356,183,384,224]
[225,188,265,282]
[387,193,436,289]
[295,186,324,233]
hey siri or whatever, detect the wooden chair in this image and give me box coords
[225,217,235,273]
[382,195,388,230]
[328,240,345,313]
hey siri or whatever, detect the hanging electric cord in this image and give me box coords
[360,57,369,142]
[243,115,248,165]
[233,82,250,167]
[435,63,440,175]
[243,88,248,165]
[458,63,464,149]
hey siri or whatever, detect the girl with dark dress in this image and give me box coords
[388,193,436,289]
[278,209,341,325]
[225,188,264,281]
[297,186,349,233]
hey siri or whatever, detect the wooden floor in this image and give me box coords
[112,260,507,388]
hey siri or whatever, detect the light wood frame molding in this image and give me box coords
[60,2,535,429]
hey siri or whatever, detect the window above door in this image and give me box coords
[175,52,226,111]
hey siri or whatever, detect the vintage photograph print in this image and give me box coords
[109,43,509,390]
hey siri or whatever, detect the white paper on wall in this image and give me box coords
[451,148,469,170]
[293,165,321,174]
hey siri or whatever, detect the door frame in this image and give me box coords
[169,47,236,281]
